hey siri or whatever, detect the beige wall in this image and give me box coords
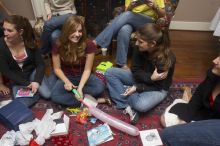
[2,0,220,23]
[174,0,220,22]
[1,0,34,20]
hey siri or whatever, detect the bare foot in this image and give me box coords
[0,84,10,95]
[182,86,192,102]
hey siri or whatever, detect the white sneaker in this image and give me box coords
[124,106,139,125]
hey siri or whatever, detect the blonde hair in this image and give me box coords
[58,16,86,65]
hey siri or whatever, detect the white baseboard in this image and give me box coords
[169,21,211,31]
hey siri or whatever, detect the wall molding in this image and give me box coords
[169,21,211,31]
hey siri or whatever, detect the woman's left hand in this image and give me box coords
[151,68,168,81]
[27,82,39,94]
[121,85,137,96]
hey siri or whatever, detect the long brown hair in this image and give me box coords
[136,23,173,71]
[4,15,36,49]
[58,15,86,65]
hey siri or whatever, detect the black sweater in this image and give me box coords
[131,48,176,92]
[170,69,220,122]
[0,38,45,86]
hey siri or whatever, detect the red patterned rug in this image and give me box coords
[0,81,199,146]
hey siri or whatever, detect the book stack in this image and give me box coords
[87,123,113,146]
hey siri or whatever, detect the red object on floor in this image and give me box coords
[51,134,73,146]
[29,139,40,146]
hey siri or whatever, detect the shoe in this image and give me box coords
[116,64,130,71]
[124,106,139,125]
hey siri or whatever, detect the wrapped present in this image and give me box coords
[96,61,113,73]
[0,100,34,131]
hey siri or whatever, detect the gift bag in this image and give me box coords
[0,100,34,131]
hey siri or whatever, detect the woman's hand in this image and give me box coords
[47,14,52,20]
[64,82,77,91]
[151,68,168,81]
[76,88,83,101]
[121,85,137,96]
[27,82,39,94]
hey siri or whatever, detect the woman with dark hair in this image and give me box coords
[105,23,175,124]
[0,15,51,106]
[161,55,220,127]
[51,16,105,106]
[94,0,166,70]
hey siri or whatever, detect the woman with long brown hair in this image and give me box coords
[0,15,50,106]
[105,23,176,124]
[51,16,105,106]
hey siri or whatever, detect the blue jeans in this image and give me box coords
[41,13,73,54]
[95,11,154,65]
[161,120,220,146]
[105,68,167,112]
[12,71,52,107]
[51,74,105,106]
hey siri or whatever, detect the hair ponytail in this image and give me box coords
[4,15,36,49]
[137,23,174,72]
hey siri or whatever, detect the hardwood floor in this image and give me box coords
[94,30,220,80]
[170,30,220,80]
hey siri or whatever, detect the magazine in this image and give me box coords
[87,123,113,146]
[15,88,34,98]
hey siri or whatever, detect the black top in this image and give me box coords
[131,47,176,92]
[0,37,45,86]
[170,69,220,122]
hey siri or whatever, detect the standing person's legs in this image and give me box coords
[128,90,168,112]
[105,67,134,109]
[41,13,73,54]
[116,24,133,67]
[161,120,220,146]
[82,74,105,97]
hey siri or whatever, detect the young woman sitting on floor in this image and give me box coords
[51,16,105,107]
[161,54,220,127]
[105,23,176,124]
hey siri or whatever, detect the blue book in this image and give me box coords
[87,123,113,146]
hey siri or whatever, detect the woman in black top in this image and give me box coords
[105,23,175,124]
[161,55,220,127]
[0,15,51,106]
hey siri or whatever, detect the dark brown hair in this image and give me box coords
[4,15,36,49]
[136,23,173,71]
